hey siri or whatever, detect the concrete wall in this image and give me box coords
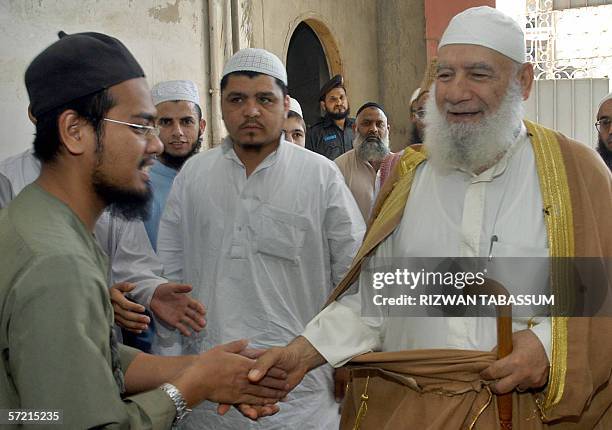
[0,0,210,160]
[378,0,426,151]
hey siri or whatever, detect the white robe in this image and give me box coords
[157,138,365,430]
[303,125,553,366]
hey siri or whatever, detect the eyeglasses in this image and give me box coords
[412,109,426,120]
[103,118,160,137]
[595,118,611,133]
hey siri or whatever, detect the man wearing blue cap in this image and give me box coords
[0,32,286,428]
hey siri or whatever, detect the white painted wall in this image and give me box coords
[0,0,210,160]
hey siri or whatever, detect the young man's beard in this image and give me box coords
[325,106,350,121]
[597,136,612,170]
[159,135,202,170]
[92,151,153,221]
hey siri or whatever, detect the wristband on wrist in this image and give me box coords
[160,382,191,425]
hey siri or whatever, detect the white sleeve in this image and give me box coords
[110,218,166,308]
[529,317,552,362]
[302,288,383,367]
[324,167,366,286]
[157,170,185,283]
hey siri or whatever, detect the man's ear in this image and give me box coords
[199,118,207,133]
[320,100,326,113]
[57,110,88,155]
[518,63,534,101]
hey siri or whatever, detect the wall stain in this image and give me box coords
[148,0,182,24]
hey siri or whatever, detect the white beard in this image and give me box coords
[354,132,390,163]
[424,81,524,174]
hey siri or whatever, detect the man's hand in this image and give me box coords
[150,283,206,336]
[110,282,149,333]
[481,329,550,394]
[172,340,289,409]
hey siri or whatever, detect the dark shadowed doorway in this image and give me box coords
[286,22,330,128]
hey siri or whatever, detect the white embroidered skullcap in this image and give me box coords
[598,92,612,112]
[409,88,421,105]
[439,6,526,63]
[289,97,303,117]
[151,80,200,109]
[222,48,287,85]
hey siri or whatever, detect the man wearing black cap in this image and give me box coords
[306,74,355,160]
[335,102,392,222]
[0,31,286,428]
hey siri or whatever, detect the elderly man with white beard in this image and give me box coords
[244,6,612,429]
[335,102,391,221]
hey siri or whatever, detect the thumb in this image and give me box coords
[219,339,249,354]
[248,349,279,383]
[113,282,136,293]
[217,404,231,415]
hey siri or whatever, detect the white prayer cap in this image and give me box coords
[151,80,200,109]
[409,88,421,105]
[222,48,287,85]
[598,92,612,112]
[289,97,303,117]
[439,6,526,63]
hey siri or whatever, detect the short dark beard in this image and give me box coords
[325,107,350,121]
[159,135,202,170]
[409,123,423,145]
[93,172,152,221]
[597,137,612,171]
[91,137,153,221]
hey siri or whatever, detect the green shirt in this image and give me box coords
[0,184,175,429]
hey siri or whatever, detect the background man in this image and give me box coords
[335,102,391,221]
[157,48,364,429]
[596,92,612,170]
[282,97,306,147]
[145,79,205,249]
[248,7,612,428]
[306,74,355,159]
[0,31,285,428]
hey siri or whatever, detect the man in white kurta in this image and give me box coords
[157,48,365,429]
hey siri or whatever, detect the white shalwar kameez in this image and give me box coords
[303,125,553,367]
[157,138,365,429]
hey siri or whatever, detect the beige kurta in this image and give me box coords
[335,149,377,222]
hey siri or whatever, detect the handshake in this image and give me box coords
[169,336,324,421]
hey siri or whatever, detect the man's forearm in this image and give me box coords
[124,353,197,394]
[288,336,327,372]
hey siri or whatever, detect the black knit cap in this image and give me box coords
[25,31,145,118]
[319,74,345,101]
[356,102,385,117]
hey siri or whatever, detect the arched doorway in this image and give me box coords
[286,22,330,127]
